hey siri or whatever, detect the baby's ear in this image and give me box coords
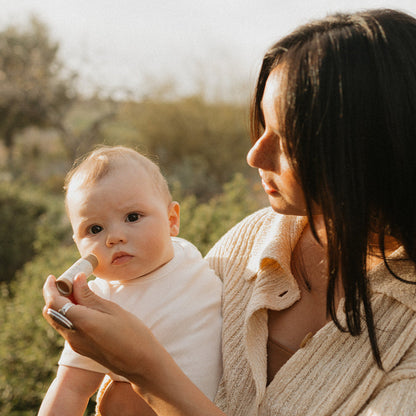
[168,201,180,237]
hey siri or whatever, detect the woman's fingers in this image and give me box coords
[43,274,71,311]
[71,273,115,313]
[43,273,115,320]
[42,273,149,373]
[42,270,174,386]
[42,274,99,336]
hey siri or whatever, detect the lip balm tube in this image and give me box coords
[56,254,98,296]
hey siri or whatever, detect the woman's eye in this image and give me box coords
[88,225,103,235]
[126,213,140,223]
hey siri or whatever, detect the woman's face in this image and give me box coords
[247,68,309,216]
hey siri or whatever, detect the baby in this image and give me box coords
[39,146,222,416]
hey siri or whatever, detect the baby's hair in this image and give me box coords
[64,145,172,209]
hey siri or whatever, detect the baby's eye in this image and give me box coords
[126,213,141,223]
[88,224,103,235]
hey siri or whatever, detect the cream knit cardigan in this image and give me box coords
[206,207,416,416]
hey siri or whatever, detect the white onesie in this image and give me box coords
[59,237,223,400]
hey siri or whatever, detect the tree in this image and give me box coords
[119,95,254,200]
[55,97,118,163]
[0,16,75,166]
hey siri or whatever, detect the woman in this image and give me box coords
[43,8,416,415]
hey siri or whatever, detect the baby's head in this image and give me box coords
[65,145,172,208]
[64,145,180,282]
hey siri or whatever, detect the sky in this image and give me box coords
[2,0,416,99]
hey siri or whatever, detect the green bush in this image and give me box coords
[0,183,46,285]
[0,182,71,287]
[178,173,264,255]
[0,245,79,415]
[117,96,254,200]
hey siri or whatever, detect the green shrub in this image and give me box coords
[117,96,254,200]
[0,183,46,285]
[178,173,264,255]
[0,245,78,415]
[0,181,71,288]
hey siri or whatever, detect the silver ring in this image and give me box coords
[59,302,75,317]
[47,308,74,330]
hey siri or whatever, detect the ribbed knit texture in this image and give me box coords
[206,208,416,416]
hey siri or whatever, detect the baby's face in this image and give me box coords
[66,163,179,282]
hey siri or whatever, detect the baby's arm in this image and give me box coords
[38,365,104,416]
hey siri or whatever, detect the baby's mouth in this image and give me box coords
[111,252,133,265]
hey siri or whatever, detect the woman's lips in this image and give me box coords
[111,252,133,265]
[261,179,279,195]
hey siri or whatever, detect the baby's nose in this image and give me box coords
[106,230,127,247]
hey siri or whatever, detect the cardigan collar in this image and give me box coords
[244,210,307,282]
[244,208,416,312]
[243,211,306,405]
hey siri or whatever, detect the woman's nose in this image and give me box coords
[246,132,277,171]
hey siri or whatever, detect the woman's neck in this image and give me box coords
[294,216,402,284]
[291,218,327,292]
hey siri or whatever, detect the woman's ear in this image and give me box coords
[168,201,180,237]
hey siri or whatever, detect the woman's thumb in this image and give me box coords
[71,273,105,309]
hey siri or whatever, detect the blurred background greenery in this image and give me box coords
[0,17,267,415]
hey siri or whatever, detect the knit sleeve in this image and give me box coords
[357,339,416,416]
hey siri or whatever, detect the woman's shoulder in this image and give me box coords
[370,250,416,313]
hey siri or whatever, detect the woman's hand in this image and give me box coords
[42,274,225,416]
[43,273,158,380]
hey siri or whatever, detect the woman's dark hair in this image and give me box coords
[251,8,416,367]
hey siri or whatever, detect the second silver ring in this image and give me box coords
[59,302,75,317]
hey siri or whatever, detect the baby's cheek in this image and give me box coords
[75,241,90,258]
[93,263,107,278]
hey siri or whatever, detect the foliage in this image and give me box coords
[0,181,71,287]
[55,97,119,163]
[9,99,120,190]
[0,17,75,164]
[118,95,253,200]
[0,245,79,416]
[0,182,46,285]
[32,193,72,255]
[177,172,264,255]
[11,126,71,192]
